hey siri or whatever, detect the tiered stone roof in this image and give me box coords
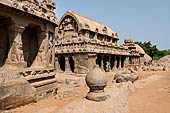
[59,11,118,39]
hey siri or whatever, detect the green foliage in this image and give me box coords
[134,41,170,59]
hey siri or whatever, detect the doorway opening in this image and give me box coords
[59,56,65,71]
[0,17,13,67]
[22,24,39,67]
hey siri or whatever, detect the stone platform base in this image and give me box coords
[55,82,135,113]
[0,68,58,110]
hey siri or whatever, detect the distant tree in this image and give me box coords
[135,41,159,58]
[162,49,170,56]
[134,41,170,59]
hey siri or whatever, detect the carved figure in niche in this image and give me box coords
[38,44,45,62]
[14,39,24,62]
[37,37,46,62]
[8,25,25,63]
[47,35,54,66]
[63,18,75,32]
[62,17,78,34]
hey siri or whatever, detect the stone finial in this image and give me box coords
[85,65,109,102]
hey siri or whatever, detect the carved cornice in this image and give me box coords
[0,0,58,25]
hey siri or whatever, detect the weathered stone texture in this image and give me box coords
[55,82,135,113]
[0,71,36,110]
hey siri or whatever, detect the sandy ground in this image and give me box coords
[11,86,88,113]
[128,71,170,113]
[10,71,170,113]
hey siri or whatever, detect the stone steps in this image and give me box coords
[24,71,57,97]
[31,78,57,88]
[25,72,56,81]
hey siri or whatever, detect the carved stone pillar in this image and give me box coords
[101,56,104,70]
[85,31,89,38]
[113,56,117,70]
[137,57,139,64]
[94,32,97,40]
[135,57,137,65]
[138,57,140,64]
[108,56,111,72]
[46,34,55,68]
[124,57,126,68]
[126,56,129,67]
[32,31,48,68]
[65,56,71,73]
[5,24,25,69]
[55,56,61,72]
[118,56,122,69]
[132,57,134,65]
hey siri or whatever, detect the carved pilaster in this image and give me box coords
[5,24,25,69]
[113,56,117,70]
[55,56,61,72]
[131,57,134,65]
[85,31,89,38]
[46,33,55,68]
[126,56,129,67]
[32,31,49,68]
[108,56,111,72]
[94,32,97,40]
[65,56,71,73]
[101,56,104,69]
[118,56,122,69]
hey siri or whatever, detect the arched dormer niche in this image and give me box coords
[59,15,78,40]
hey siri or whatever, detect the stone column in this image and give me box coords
[135,57,137,64]
[122,57,125,68]
[133,57,135,65]
[55,56,61,72]
[108,56,111,72]
[124,56,127,68]
[46,33,55,68]
[85,31,89,38]
[134,57,136,65]
[113,56,117,70]
[94,32,97,40]
[65,56,72,73]
[137,57,139,64]
[126,56,129,67]
[32,31,48,68]
[132,57,134,65]
[138,57,140,64]
[118,56,122,69]
[5,24,25,69]
[101,55,104,70]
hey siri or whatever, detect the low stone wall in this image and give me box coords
[55,82,135,113]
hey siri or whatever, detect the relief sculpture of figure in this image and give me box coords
[15,39,24,62]
[38,38,48,63]
[47,37,53,66]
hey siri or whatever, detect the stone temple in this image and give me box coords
[0,0,145,110]
[55,11,142,74]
